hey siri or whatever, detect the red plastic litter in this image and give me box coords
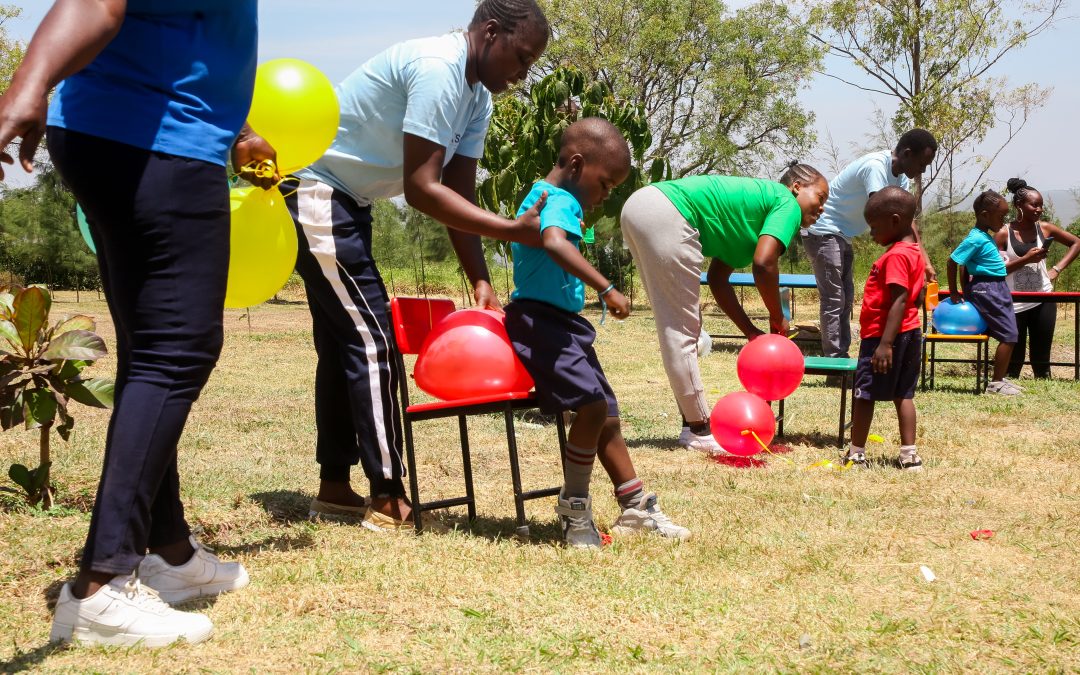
[600,532,613,546]
[970,529,995,541]
[710,454,768,469]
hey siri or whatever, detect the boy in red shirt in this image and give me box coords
[845,186,926,471]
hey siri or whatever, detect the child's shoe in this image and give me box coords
[898,449,924,472]
[842,448,868,467]
[611,492,691,541]
[554,492,601,549]
[138,535,249,604]
[678,427,725,454]
[986,379,1022,395]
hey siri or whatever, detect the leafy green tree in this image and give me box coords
[537,0,822,177]
[0,5,23,97]
[811,0,1063,212]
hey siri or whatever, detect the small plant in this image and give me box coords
[0,284,113,509]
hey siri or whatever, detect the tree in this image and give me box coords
[811,0,1063,212]
[537,0,822,177]
[0,5,24,97]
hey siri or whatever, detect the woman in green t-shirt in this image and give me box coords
[620,163,829,453]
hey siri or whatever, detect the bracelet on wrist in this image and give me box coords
[599,284,615,297]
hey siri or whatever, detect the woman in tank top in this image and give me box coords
[995,178,1080,378]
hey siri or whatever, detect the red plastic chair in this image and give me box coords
[390,297,566,536]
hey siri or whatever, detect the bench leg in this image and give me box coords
[504,406,530,538]
[458,415,477,522]
[838,374,849,449]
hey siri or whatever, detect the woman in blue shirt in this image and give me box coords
[0,0,254,648]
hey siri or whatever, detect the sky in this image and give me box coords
[6,0,1078,207]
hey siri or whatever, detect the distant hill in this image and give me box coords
[943,189,1079,225]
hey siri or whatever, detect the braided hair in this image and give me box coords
[972,189,1005,213]
[470,0,549,35]
[778,160,824,187]
[1006,177,1038,207]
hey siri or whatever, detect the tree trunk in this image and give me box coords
[39,424,53,510]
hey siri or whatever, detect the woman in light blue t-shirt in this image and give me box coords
[234,0,551,530]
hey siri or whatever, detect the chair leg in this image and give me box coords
[458,415,477,523]
[838,374,849,449]
[403,417,424,534]
[504,405,530,538]
[929,340,937,390]
[920,337,928,391]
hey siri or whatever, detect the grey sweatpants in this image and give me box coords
[621,186,711,425]
[802,231,855,358]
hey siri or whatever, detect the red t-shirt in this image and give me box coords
[860,241,926,338]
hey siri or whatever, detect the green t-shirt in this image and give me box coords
[653,176,802,268]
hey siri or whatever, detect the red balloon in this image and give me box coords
[736,334,805,401]
[414,309,534,400]
[710,391,775,457]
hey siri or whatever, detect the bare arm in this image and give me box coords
[911,219,936,282]
[1043,222,1080,281]
[403,134,543,246]
[872,284,908,374]
[440,154,499,309]
[707,258,762,340]
[751,235,788,334]
[0,0,127,178]
[542,227,628,318]
[946,258,963,302]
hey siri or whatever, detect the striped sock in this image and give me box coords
[562,442,597,498]
[614,477,644,510]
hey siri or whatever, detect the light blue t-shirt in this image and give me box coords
[47,1,258,166]
[510,181,586,314]
[297,33,492,205]
[808,151,910,240]
[951,227,1006,277]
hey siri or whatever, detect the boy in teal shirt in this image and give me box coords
[505,118,690,548]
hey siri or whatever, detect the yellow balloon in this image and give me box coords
[226,187,298,308]
[247,58,339,174]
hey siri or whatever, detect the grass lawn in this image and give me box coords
[1,290,1078,672]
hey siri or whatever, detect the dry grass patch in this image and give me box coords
[1,292,1078,672]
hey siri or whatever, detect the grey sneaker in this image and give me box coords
[1002,377,1024,392]
[554,492,601,549]
[611,493,691,541]
[898,451,924,472]
[986,380,1022,396]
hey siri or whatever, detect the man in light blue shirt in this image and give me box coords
[802,129,937,357]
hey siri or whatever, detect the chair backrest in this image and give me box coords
[390,297,457,355]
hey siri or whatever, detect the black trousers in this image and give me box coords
[47,128,228,574]
[1009,302,1057,379]
[285,180,406,496]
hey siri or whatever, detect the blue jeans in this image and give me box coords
[803,231,855,357]
[48,128,228,575]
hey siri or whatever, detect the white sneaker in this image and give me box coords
[554,492,602,549]
[986,380,1022,396]
[611,493,691,541]
[1002,377,1024,392]
[50,575,213,648]
[677,426,725,454]
[138,535,249,604]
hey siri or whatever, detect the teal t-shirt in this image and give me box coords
[510,181,585,313]
[653,176,802,268]
[950,227,1006,277]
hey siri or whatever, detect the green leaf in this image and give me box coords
[11,286,48,353]
[52,315,96,338]
[0,319,19,354]
[0,389,25,430]
[8,463,32,494]
[66,378,115,409]
[0,291,13,318]
[54,359,89,381]
[41,330,107,362]
[23,388,57,429]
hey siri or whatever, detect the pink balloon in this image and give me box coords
[736,334,805,401]
[414,309,534,400]
[710,391,775,457]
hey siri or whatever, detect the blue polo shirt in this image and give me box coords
[510,181,586,314]
[808,151,910,241]
[47,0,258,166]
[951,227,1006,277]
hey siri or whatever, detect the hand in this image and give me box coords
[1024,247,1048,264]
[769,315,790,336]
[1049,267,1060,283]
[872,342,893,374]
[951,293,964,304]
[473,280,502,311]
[0,82,49,180]
[513,191,547,247]
[231,124,280,190]
[603,288,629,319]
[924,262,937,283]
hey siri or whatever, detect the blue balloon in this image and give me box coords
[932,300,987,335]
[76,204,97,254]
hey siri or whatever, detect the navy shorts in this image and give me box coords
[504,300,619,416]
[968,276,1018,343]
[854,328,922,401]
